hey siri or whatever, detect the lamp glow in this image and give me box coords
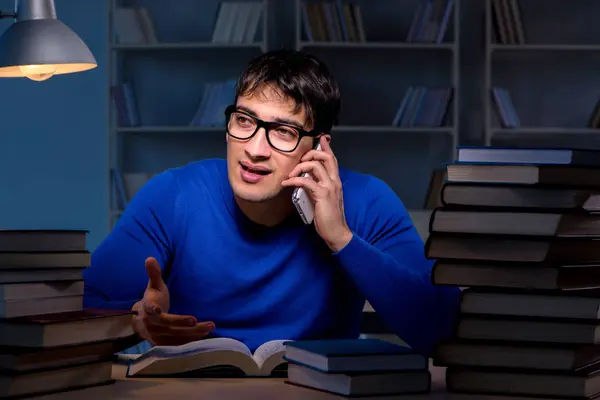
[19,64,56,81]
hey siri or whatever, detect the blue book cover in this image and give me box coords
[283,338,428,374]
[455,146,600,166]
[285,338,417,357]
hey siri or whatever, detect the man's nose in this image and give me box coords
[244,128,271,159]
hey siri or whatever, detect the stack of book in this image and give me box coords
[427,146,600,399]
[0,230,137,398]
[283,338,431,397]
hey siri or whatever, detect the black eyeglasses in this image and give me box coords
[224,105,321,152]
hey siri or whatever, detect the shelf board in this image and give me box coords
[492,127,600,135]
[111,42,265,51]
[116,126,454,134]
[333,126,453,133]
[117,126,223,133]
[299,41,454,50]
[491,44,600,52]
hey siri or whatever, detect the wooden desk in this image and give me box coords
[36,363,450,399]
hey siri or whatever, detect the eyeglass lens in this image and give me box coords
[227,111,301,152]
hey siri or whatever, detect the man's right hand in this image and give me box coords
[132,257,215,346]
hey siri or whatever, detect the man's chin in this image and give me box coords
[232,183,281,204]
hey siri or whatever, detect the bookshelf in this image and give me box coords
[484,0,600,148]
[108,0,268,229]
[295,0,458,211]
[108,0,458,231]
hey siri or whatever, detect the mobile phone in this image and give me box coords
[292,143,322,224]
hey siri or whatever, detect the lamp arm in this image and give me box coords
[0,11,16,19]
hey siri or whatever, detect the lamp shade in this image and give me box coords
[0,0,97,81]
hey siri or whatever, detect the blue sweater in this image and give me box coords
[83,159,460,356]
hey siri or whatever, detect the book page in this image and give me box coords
[126,337,261,377]
[146,337,252,359]
[253,339,288,373]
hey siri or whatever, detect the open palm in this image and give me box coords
[132,257,216,346]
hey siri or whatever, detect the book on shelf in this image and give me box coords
[112,169,164,214]
[491,92,600,132]
[110,167,128,211]
[110,169,156,213]
[588,97,600,129]
[122,172,155,202]
[491,87,519,129]
[407,0,454,44]
[189,79,237,127]
[112,78,237,131]
[113,6,158,44]
[212,1,263,44]
[125,337,288,377]
[301,0,365,42]
[429,145,600,398]
[491,0,526,45]
[113,2,263,46]
[392,86,453,127]
[111,82,140,127]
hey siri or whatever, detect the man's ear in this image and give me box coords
[324,134,332,143]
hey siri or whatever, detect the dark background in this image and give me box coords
[0,0,596,250]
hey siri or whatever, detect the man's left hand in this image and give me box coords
[282,136,353,252]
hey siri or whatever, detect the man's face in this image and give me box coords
[226,84,314,203]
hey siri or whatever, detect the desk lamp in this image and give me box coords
[0,0,96,81]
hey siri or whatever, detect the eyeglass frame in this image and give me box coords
[224,104,323,153]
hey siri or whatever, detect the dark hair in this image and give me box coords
[235,49,341,133]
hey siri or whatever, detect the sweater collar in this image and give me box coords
[219,160,303,235]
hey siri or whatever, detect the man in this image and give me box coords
[83,49,460,357]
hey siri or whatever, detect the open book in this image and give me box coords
[125,337,289,377]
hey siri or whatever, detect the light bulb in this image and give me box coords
[19,64,57,81]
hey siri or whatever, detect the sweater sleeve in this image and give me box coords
[332,177,460,357]
[82,171,182,311]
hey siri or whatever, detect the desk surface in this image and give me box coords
[36,363,451,399]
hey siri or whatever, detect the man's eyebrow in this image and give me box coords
[236,105,304,128]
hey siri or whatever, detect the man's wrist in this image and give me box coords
[328,228,354,253]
